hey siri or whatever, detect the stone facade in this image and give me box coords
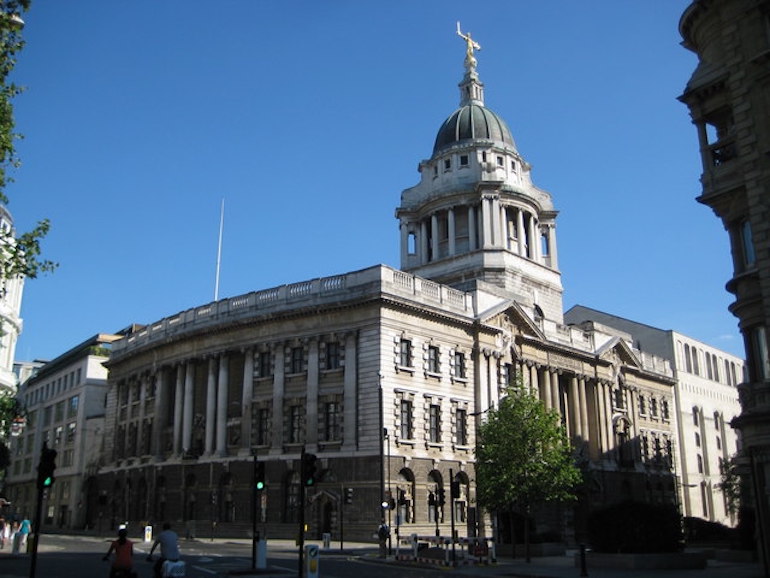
[6,35,681,545]
[678,0,770,565]
[565,305,745,526]
[0,205,24,394]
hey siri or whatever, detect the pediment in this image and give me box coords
[596,336,641,369]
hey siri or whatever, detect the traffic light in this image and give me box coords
[301,452,318,487]
[345,487,354,504]
[450,480,461,500]
[255,461,266,491]
[437,487,446,506]
[37,444,57,490]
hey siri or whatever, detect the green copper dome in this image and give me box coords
[432,103,516,155]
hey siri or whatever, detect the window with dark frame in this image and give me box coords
[324,401,340,442]
[427,346,440,374]
[290,347,304,374]
[400,399,413,439]
[399,339,413,368]
[456,408,467,446]
[288,405,302,443]
[429,404,441,443]
[325,342,341,370]
[453,351,466,379]
[258,351,272,378]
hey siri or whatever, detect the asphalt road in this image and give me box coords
[0,533,445,578]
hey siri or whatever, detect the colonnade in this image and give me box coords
[400,196,558,268]
[115,334,360,462]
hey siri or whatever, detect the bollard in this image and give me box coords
[579,543,588,577]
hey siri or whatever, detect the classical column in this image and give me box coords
[342,333,358,451]
[477,351,490,413]
[271,346,286,451]
[529,365,539,398]
[547,225,559,268]
[481,197,492,248]
[602,381,613,455]
[152,368,169,457]
[431,213,439,260]
[306,340,319,448]
[173,364,184,455]
[205,357,217,456]
[400,222,409,265]
[216,352,229,455]
[550,371,560,416]
[448,208,456,256]
[578,377,589,445]
[182,361,195,454]
[595,381,607,454]
[420,221,429,264]
[568,375,580,439]
[529,215,539,262]
[491,196,502,247]
[240,348,254,455]
[468,205,477,251]
[517,210,525,256]
[542,367,552,410]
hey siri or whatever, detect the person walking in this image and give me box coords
[17,517,31,551]
[147,522,180,578]
[103,528,134,578]
[0,517,6,550]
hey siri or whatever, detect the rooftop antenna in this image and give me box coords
[214,198,224,301]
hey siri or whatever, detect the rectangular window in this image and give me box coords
[66,422,76,444]
[400,400,413,439]
[399,339,413,368]
[459,154,468,166]
[290,347,304,374]
[254,407,269,446]
[427,346,440,374]
[429,404,441,443]
[444,158,451,170]
[289,405,303,444]
[68,395,79,418]
[496,155,504,166]
[54,401,65,422]
[325,342,340,370]
[258,351,272,378]
[456,409,467,446]
[324,401,340,441]
[453,352,466,379]
[740,220,756,268]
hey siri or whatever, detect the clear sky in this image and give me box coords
[7,1,744,362]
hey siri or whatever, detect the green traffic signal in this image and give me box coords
[43,476,53,487]
[256,480,265,491]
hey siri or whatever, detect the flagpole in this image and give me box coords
[214,198,224,301]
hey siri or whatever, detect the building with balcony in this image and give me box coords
[678,0,770,566]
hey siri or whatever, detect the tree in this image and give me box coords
[0,389,23,470]
[717,454,742,518]
[475,383,581,562]
[0,0,56,283]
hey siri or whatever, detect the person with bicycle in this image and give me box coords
[147,522,180,578]
[103,528,134,578]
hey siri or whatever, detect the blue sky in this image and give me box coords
[8,1,743,362]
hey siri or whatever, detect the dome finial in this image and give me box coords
[456,22,481,72]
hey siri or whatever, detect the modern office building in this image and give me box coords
[565,305,745,527]
[678,0,770,566]
[79,36,677,544]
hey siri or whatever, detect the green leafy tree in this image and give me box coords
[717,455,742,517]
[0,389,23,470]
[476,383,581,561]
[0,0,56,283]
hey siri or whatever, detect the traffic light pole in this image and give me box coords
[298,460,306,578]
[251,452,258,570]
[29,482,45,578]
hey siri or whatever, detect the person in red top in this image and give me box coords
[103,528,134,578]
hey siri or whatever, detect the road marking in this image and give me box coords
[192,565,218,574]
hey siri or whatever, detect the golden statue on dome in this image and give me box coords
[456,21,481,71]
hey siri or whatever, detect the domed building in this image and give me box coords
[0,205,25,394]
[9,32,677,546]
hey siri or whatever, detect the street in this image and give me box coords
[0,533,450,578]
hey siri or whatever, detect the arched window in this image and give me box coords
[684,344,693,373]
[697,454,704,474]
